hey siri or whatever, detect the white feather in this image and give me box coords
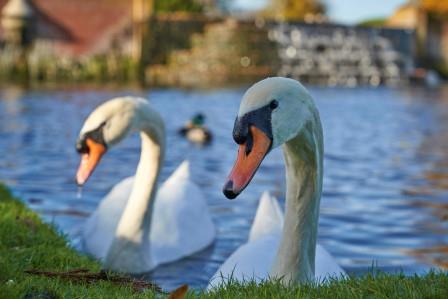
[208,193,344,288]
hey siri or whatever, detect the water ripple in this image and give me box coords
[1,86,448,289]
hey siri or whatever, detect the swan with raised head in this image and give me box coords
[75,97,215,273]
[209,77,345,287]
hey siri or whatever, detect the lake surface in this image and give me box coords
[1,85,448,290]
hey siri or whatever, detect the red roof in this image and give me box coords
[0,0,131,56]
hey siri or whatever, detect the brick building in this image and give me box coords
[0,0,133,57]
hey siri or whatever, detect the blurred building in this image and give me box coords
[0,0,441,86]
[387,3,418,29]
[387,0,448,69]
[0,0,132,56]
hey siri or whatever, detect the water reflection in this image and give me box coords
[403,87,448,269]
[0,86,448,289]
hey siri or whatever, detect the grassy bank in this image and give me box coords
[0,184,160,299]
[1,183,448,298]
[206,271,448,298]
[0,50,139,86]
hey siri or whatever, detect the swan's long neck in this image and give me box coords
[115,131,163,241]
[104,109,165,272]
[271,120,323,283]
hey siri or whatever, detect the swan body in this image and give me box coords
[214,77,345,286]
[209,192,344,287]
[82,161,215,268]
[75,97,215,273]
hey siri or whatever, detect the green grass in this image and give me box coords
[1,183,448,298]
[205,272,448,298]
[0,184,159,299]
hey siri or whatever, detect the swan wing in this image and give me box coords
[208,192,282,288]
[150,161,216,265]
[208,191,344,288]
[208,234,280,289]
[208,239,344,288]
[248,191,284,242]
[315,244,346,280]
[82,176,134,259]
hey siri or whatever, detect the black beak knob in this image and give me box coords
[223,180,238,199]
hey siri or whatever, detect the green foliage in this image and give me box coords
[1,182,448,298]
[154,0,204,13]
[0,49,139,85]
[431,62,448,79]
[260,0,326,21]
[358,18,387,27]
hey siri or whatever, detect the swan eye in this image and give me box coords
[270,100,278,110]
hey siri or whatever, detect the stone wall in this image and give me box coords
[268,22,416,86]
[146,18,416,87]
[147,18,279,87]
[148,14,222,65]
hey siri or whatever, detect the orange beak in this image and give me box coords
[76,138,106,186]
[223,126,272,199]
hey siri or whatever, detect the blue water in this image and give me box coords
[1,85,448,290]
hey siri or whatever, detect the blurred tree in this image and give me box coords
[357,18,386,27]
[154,0,204,13]
[260,0,326,21]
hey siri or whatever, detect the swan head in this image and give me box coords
[223,77,318,199]
[75,97,161,186]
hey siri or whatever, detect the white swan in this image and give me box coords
[75,96,215,273]
[209,77,345,287]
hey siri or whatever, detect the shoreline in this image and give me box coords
[1,183,447,298]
